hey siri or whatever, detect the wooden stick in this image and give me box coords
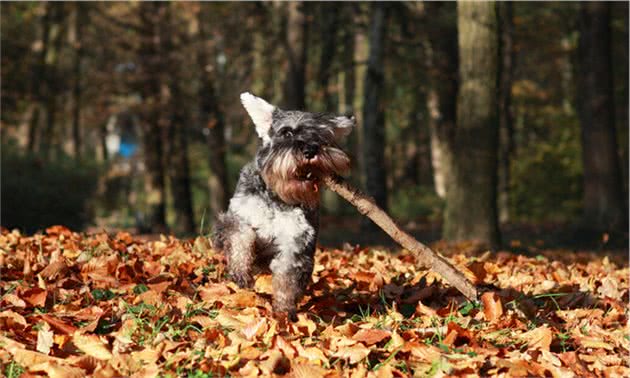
[323,175,478,301]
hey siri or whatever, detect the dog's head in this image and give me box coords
[241,92,354,208]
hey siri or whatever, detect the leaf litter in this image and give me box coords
[0,226,627,377]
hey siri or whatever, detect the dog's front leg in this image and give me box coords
[270,254,313,321]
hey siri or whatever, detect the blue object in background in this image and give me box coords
[119,141,138,158]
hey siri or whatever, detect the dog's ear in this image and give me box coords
[332,115,355,139]
[241,92,275,142]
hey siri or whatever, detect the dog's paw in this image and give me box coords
[230,273,254,289]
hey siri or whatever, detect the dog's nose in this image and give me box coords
[303,144,319,159]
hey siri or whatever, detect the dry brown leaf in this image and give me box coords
[352,328,391,345]
[577,336,614,351]
[254,274,274,294]
[225,291,259,307]
[274,335,298,358]
[521,325,552,351]
[2,293,26,308]
[36,322,54,354]
[333,344,371,364]
[296,346,328,365]
[73,332,113,360]
[40,313,78,335]
[39,260,68,280]
[241,318,267,340]
[31,361,86,378]
[290,363,328,378]
[0,310,27,329]
[4,343,66,367]
[481,291,503,322]
[22,287,47,307]
[199,283,232,302]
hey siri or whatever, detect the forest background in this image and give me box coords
[1,1,628,250]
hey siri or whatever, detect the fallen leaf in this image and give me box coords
[0,310,27,329]
[31,362,85,378]
[22,287,47,307]
[198,283,231,302]
[40,313,78,335]
[481,291,503,322]
[242,318,266,340]
[290,363,328,378]
[333,344,371,364]
[577,336,614,351]
[72,332,113,360]
[521,326,552,351]
[36,322,54,355]
[352,328,391,345]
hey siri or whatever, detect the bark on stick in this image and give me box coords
[323,175,478,301]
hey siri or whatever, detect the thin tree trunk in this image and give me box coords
[497,2,515,224]
[168,83,196,235]
[72,2,87,160]
[362,2,389,212]
[27,3,53,154]
[340,4,359,173]
[316,4,339,111]
[138,2,168,233]
[283,2,309,109]
[423,2,458,199]
[577,2,626,231]
[324,175,477,300]
[27,106,41,153]
[444,1,500,249]
[41,3,64,159]
[198,7,229,216]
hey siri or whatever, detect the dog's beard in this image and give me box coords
[261,146,350,208]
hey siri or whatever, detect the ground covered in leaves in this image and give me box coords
[0,226,628,377]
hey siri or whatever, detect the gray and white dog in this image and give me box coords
[212,93,354,320]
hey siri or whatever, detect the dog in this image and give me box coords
[212,93,354,320]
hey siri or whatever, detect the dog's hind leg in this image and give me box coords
[212,213,256,288]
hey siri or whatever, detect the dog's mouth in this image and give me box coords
[295,165,319,181]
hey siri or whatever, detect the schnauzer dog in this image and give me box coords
[212,93,354,320]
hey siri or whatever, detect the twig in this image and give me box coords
[323,175,478,301]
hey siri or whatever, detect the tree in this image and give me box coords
[165,5,195,235]
[40,2,66,159]
[282,2,309,110]
[497,2,515,224]
[137,2,168,233]
[443,1,500,248]
[362,2,389,212]
[71,2,87,159]
[576,2,626,231]
[198,5,229,216]
[315,3,339,112]
[423,2,458,199]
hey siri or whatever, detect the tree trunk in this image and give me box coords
[72,2,87,160]
[168,82,196,235]
[27,2,53,154]
[198,8,229,216]
[283,2,309,110]
[423,2,458,199]
[444,1,500,249]
[41,3,65,159]
[497,2,515,224]
[316,4,339,111]
[138,2,168,233]
[362,2,389,212]
[577,2,626,231]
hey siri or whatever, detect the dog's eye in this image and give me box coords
[279,127,293,137]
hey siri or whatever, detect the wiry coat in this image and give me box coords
[212,93,354,319]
